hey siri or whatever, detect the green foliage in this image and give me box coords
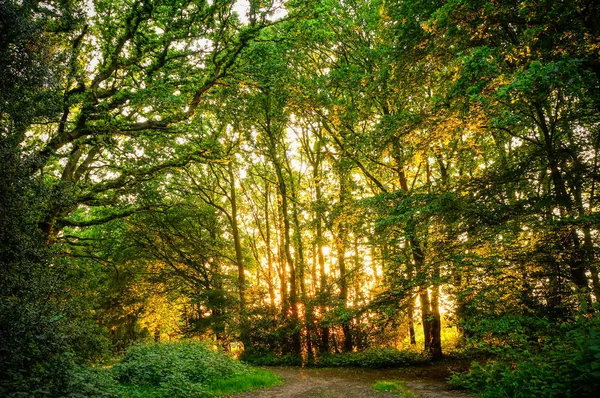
[316,347,428,368]
[66,365,118,398]
[449,314,600,397]
[111,341,280,397]
[0,2,100,393]
[241,346,427,368]
[206,369,283,395]
[143,374,212,398]
[86,200,238,347]
[60,341,281,398]
[112,341,245,386]
[242,351,304,367]
[372,380,418,397]
[3,0,600,396]
[240,308,304,364]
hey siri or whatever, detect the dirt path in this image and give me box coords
[236,365,472,398]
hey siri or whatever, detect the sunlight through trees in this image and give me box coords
[2,0,600,396]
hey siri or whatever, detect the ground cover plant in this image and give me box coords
[449,313,600,397]
[65,341,281,398]
[113,341,281,397]
[372,380,418,397]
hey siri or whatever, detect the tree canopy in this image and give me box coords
[2,0,600,396]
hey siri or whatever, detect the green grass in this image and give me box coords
[207,369,283,395]
[372,380,418,397]
[116,370,281,398]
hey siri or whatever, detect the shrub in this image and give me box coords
[449,314,600,397]
[242,346,427,368]
[156,373,213,398]
[112,341,280,397]
[316,347,428,368]
[240,347,303,366]
[112,341,246,386]
[66,365,118,398]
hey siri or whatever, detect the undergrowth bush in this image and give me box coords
[51,340,281,397]
[316,347,428,368]
[242,346,427,368]
[67,365,118,398]
[112,341,246,386]
[240,347,302,366]
[449,314,600,397]
[112,341,278,397]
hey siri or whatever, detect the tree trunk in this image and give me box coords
[537,105,591,303]
[312,140,329,354]
[265,121,301,354]
[419,288,433,352]
[430,284,443,359]
[407,296,416,346]
[337,164,352,352]
[264,181,276,309]
[287,152,310,358]
[411,237,442,359]
[228,164,246,315]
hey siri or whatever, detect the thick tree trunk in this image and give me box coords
[419,288,433,352]
[430,284,443,359]
[318,225,330,353]
[412,238,442,359]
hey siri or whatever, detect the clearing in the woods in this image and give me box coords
[236,364,471,398]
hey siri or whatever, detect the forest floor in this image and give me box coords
[236,360,473,398]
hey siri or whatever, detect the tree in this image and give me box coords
[427,0,600,318]
[0,0,98,394]
[19,0,275,246]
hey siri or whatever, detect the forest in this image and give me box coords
[1,0,600,397]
